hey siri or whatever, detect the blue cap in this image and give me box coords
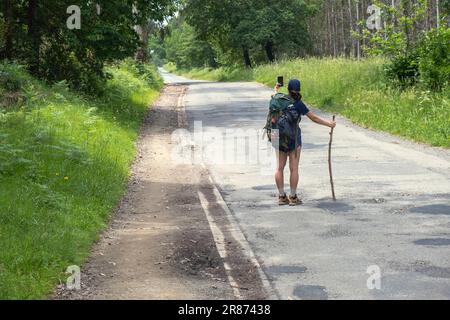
[288,79,301,92]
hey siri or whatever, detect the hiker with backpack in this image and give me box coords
[265,79,336,206]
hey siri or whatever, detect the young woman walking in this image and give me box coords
[272,79,336,206]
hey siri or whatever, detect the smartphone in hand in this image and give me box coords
[277,76,284,87]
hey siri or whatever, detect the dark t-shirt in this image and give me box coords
[290,100,310,150]
[294,99,310,117]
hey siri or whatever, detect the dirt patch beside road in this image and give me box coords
[55,84,270,300]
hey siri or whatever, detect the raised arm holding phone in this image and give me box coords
[267,78,336,206]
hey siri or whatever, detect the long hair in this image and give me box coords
[289,90,302,101]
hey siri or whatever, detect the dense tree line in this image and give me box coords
[307,0,449,58]
[159,0,448,67]
[1,1,447,92]
[0,0,177,93]
[185,0,314,67]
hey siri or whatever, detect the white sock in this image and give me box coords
[290,188,297,197]
[278,187,286,196]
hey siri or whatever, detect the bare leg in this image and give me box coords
[288,147,302,195]
[275,151,288,195]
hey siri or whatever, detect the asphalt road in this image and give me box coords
[160,69,450,300]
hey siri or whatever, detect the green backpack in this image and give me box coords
[264,93,294,139]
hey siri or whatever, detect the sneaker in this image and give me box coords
[289,195,303,206]
[278,194,289,206]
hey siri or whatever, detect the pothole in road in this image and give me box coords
[255,230,275,241]
[409,204,450,215]
[320,225,352,238]
[265,265,307,275]
[362,198,387,204]
[414,238,450,246]
[351,218,371,222]
[293,285,328,300]
[252,185,277,191]
[415,265,450,279]
[316,201,355,213]
[302,143,328,150]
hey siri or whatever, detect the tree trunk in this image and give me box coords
[332,3,337,57]
[4,0,14,60]
[27,0,40,75]
[327,3,333,56]
[437,0,440,28]
[264,41,275,62]
[326,5,330,56]
[348,0,354,58]
[135,24,151,63]
[243,47,252,68]
[392,0,397,28]
[402,0,411,53]
[135,19,157,63]
[341,0,347,57]
[356,0,361,60]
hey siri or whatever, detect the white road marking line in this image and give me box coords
[177,86,187,128]
[179,86,243,298]
[181,85,277,299]
[198,191,242,299]
[204,165,279,300]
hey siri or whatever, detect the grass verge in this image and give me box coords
[166,58,449,148]
[0,59,163,299]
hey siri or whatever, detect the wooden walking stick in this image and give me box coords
[328,115,336,201]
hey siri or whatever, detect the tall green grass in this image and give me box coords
[0,60,163,299]
[168,58,449,147]
[165,62,253,82]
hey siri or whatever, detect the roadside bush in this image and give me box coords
[38,39,107,96]
[384,51,420,89]
[0,65,26,92]
[0,63,30,107]
[418,26,450,91]
[382,26,449,92]
[121,59,161,87]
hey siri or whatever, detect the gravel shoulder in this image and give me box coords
[55,84,269,300]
